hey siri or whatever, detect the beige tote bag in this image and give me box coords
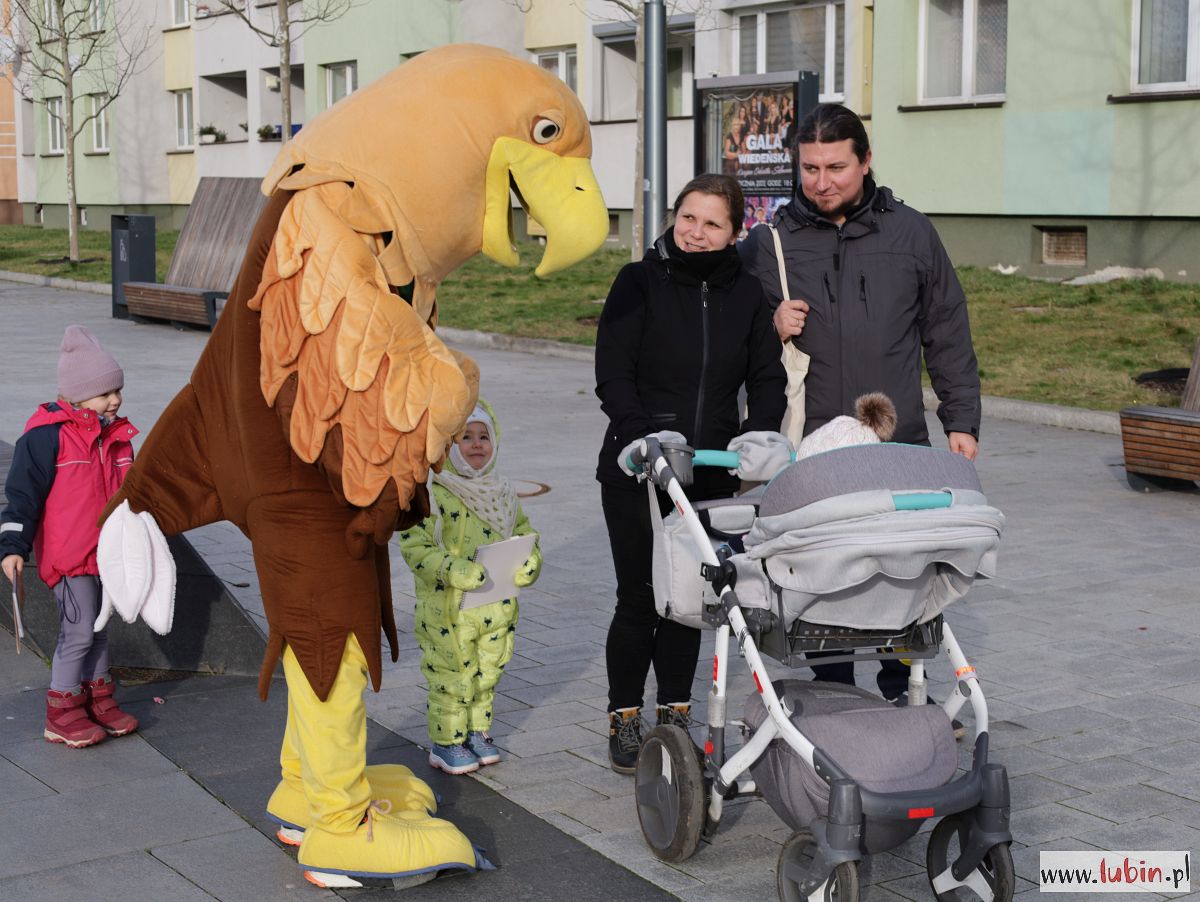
[768,225,809,447]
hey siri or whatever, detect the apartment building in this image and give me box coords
[872,0,1200,280]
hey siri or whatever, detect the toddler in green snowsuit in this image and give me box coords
[398,400,542,775]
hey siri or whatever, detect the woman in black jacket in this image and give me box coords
[595,174,786,773]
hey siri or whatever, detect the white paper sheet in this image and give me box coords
[460,533,537,610]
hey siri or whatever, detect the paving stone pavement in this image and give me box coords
[2,279,1199,900]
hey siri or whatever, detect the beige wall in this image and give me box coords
[163,27,194,92]
[523,0,577,50]
[0,0,17,208]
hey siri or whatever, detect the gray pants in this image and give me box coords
[50,575,110,692]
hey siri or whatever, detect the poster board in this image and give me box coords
[694,72,819,238]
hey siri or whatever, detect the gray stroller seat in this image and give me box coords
[745,680,958,851]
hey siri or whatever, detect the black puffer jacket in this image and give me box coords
[739,181,980,445]
[594,233,787,495]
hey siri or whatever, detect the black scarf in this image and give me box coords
[658,230,742,285]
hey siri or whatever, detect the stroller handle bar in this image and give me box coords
[631,444,954,510]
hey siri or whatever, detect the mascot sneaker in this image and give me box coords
[267,764,438,846]
[299,805,478,889]
[464,732,501,765]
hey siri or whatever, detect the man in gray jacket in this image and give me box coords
[740,103,981,706]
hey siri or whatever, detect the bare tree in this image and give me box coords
[3,0,155,262]
[203,0,356,141]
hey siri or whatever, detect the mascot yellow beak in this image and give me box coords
[482,137,608,277]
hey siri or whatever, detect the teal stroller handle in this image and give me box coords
[692,449,740,469]
[693,449,799,470]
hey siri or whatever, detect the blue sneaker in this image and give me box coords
[465,731,501,765]
[429,743,479,775]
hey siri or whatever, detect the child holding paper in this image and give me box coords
[398,400,542,775]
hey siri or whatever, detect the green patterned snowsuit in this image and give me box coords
[398,485,539,745]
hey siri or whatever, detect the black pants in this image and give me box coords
[602,480,702,712]
[808,654,910,701]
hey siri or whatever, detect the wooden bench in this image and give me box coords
[123,177,268,329]
[1119,338,1200,486]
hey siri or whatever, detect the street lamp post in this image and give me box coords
[643,0,667,251]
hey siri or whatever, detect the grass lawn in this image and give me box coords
[0,224,179,284]
[2,226,1196,412]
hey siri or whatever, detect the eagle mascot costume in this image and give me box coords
[94,44,608,889]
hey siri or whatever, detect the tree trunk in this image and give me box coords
[57,1,79,262]
[277,0,291,141]
[630,4,644,261]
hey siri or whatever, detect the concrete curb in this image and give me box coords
[0,268,110,296]
[441,326,1123,437]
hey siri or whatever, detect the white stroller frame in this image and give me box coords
[627,437,1014,902]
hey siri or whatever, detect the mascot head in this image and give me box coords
[263,43,608,282]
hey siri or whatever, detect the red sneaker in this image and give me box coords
[45,689,106,748]
[82,676,139,737]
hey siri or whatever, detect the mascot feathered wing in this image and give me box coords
[97,45,607,888]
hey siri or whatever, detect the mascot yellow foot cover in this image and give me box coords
[95,44,607,886]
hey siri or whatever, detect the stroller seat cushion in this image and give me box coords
[745,680,958,838]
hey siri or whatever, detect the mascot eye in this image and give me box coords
[532,119,561,144]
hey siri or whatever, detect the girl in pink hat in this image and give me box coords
[1,325,140,748]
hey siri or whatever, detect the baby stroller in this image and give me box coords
[626,436,1013,901]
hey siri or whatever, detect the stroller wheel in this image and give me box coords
[926,814,1015,901]
[634,725,705,862]
[777,829,859,902]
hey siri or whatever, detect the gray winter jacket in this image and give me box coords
[739,182,980,445]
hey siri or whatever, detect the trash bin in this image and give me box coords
[110,214,156,320]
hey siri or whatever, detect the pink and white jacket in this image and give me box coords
[0,403,137,587]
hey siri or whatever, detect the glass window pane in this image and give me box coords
[834,2,845,94]
[739,15,758,74]
[565,50,577,92]
[538,53,560,79]
[1139,0,1188,84]
[601,40,636,119]
[766,6,825,92]
[666,46,683,117]
[975,0,1007,94]
[925,0,964,98]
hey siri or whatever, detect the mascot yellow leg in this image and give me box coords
[280,635,478,889]
[267,686,437,846]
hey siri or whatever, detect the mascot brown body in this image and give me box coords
[97,44,607,888]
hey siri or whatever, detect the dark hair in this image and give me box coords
[795,103,870,163]
[670,173,744,230]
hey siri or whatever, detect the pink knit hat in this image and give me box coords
[57,325,124,402]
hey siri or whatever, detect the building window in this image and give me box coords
[921,0,1007,102]
[1134,0,1200,89]
[46,96,64,153]
[600,36,693,119]
[89,0,105,31]
[172,0,190,27]
[174,89,193,148]
[325,61,357,106]
[90,93,109,151]
[42,0,60,30]
[535,48,578,92]
[737,2,844,101]
[1040,227,1087,266]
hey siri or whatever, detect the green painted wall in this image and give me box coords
[871,0,1200,219]
[933,215,1200,282]
[300,1,460,122]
